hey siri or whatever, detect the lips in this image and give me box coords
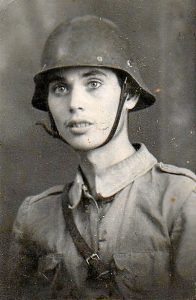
[66,119,93,134]
[68,121,93,128]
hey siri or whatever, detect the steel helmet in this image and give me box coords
[32,15,156,111]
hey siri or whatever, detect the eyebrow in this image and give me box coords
[81,69,107,78]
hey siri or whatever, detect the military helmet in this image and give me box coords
[32,15,156,111]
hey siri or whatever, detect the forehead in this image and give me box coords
[47,66,118,82]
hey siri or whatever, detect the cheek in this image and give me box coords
[48,99,69,123]
[97,93,120,124]
[49,98,62,113]
[93,103,118,131]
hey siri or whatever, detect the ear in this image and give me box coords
[124,93,139,110]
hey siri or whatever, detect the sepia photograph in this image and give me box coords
[0,0,195,299]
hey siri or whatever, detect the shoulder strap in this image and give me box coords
[61,184,111,279]
[158,162,196,182]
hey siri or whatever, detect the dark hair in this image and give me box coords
[114,69,140,98]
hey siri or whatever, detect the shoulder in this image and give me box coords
[153,162,196,195]
[151,162,195,216]
[152,162,196,190]
[19,184,64,214]
[156,162,196,182]
[147,162,196,229]
[27,185,64,205]
[13,185,65,236]
[148,161,195,203]
[23,184,65,212]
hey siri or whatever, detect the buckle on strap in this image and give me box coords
[86,253,100,265]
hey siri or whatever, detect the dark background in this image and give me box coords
[0,0,195,290]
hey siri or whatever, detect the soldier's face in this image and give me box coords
[48,67,124,150]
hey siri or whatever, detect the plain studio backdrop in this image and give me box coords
[0,0,195,293]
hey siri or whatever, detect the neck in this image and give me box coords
[76,127,136,195]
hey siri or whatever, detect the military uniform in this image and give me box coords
[8,15,196,300]
[9,144,196,300]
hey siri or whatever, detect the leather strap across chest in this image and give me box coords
[61,184,113,280]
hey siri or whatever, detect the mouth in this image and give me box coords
[66,120,93,134]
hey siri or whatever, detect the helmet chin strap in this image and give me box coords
[36,77,129,148]
[97,77,129,148]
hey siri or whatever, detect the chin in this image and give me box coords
[60,129,109,151]
[65,136,104,151]
[69,142,99,151]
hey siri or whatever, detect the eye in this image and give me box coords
[88,80,102,89]
[51,83,69,96]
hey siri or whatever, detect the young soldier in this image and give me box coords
[9,16,196,300]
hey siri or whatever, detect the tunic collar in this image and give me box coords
[69,143,157,208]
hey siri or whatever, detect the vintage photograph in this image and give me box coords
[0,1,195,299]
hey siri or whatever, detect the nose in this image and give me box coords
[69,85,84,113]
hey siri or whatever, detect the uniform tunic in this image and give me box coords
[9,144,196,299]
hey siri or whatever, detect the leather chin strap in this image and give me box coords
[36,77,129,148]
[97,77,129,148]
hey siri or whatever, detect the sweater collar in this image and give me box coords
[69,143,157,208]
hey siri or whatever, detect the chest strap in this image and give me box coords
[61,184,113,280]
